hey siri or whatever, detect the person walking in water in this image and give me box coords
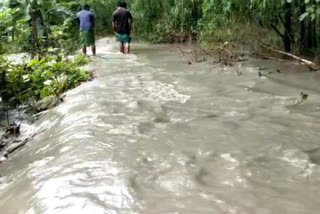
[112,1,133,54]
[76,4,96,56]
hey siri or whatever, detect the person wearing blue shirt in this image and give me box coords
[76,4,96,56]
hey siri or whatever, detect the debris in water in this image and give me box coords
[305,148,320,165]
[34,95,63,111]
[257,66,267,71]
[153,112,171,123]
[0,155,7,163]
[3,124,20,138]
[294,92,309,105]
[205,114,218,119]
[300,92,309,101]
[266,69,281,75]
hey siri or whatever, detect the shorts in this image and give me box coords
[116,33,131,43]
[80,30,95,46]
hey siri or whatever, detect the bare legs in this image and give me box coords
[119,42,130,54]
[124,43,130,54]
[82,45,96,56]
[92,45,96,56]
[82,46,87,55]
[119,42,124,53]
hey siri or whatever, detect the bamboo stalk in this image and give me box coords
[261,44,320,71]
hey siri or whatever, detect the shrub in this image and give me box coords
[0,54,91,109]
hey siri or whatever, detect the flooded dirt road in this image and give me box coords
[1,38,320,214]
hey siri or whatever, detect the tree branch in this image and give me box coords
[261,44,320,71]
[270,24,284,38]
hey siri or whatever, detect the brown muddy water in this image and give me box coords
[0,38,320,214]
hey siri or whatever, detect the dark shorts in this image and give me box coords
[116,33,131,43]
[80,30,95,46]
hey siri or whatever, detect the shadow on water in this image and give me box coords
[93,55,110,61]
[305,148,320,165]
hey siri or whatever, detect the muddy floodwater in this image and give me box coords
[1,38,320,214]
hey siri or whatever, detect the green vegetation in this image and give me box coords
[2,0,320,53]
[0,0,95,111]
[0,54,91,110]
[128,0,320,54]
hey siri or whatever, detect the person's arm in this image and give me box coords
[90,14,95,28]
[112,22,117,33]
[129,12,133,31]
[129,13,133,23]
[75,14,80,25]
[112,14,117,33]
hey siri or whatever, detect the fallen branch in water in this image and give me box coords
[176,46,192,56]
[251,52,285,62]
[176,46,207,63]
[197,46,214,57]
[5,134,34,155]
[1,133,36,158]
[260,44,320,71]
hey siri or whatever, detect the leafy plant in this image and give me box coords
[71,54,91,67]
[0,54,91,110]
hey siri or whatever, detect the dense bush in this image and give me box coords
[0,7,30,53]
[0,54,91,108]
[128,0,320,53]
[2,0,320,52]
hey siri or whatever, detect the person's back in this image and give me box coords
[76,4,96,56]
[113,7,132,35]
[112,2,133,54]
[76,10,94,32]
